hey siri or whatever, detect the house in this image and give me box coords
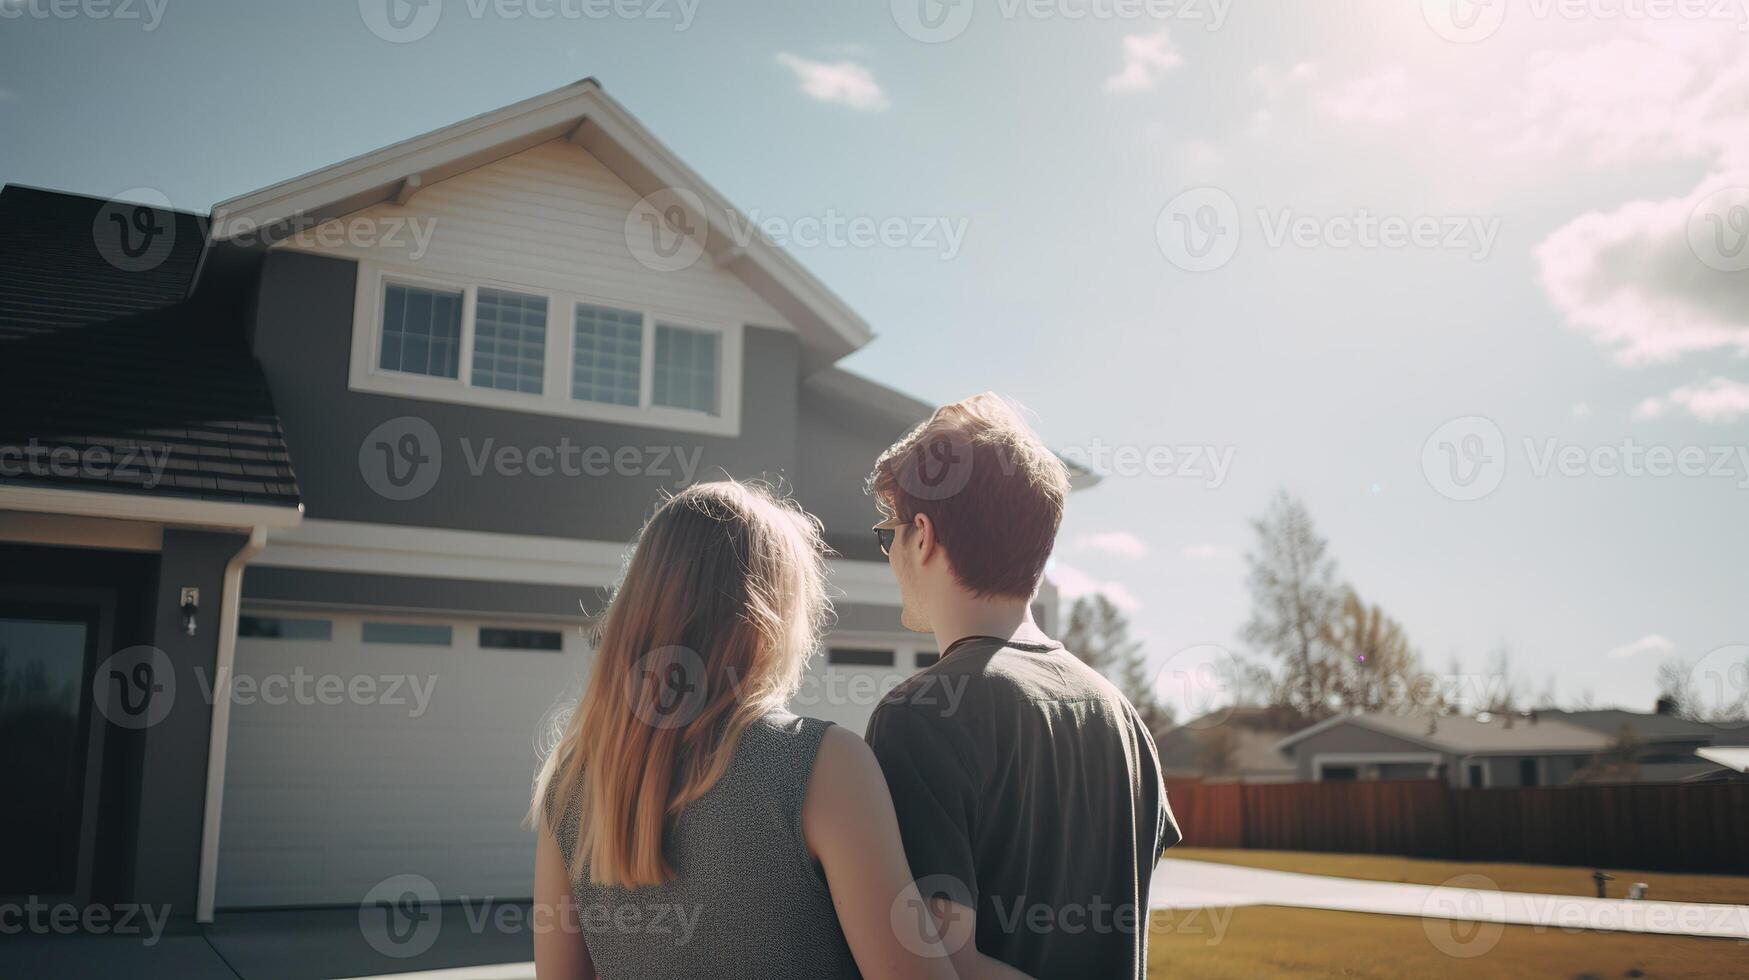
[1154,706,1298,783]
[0,79,1085,927]
[1274,711,1612,788]
[1536,706,1749,782]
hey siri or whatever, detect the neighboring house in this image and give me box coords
[1275,711,1612,788]
[1537,706,1749,783]
[1155,706,1298,783]
[0,79,1085,926]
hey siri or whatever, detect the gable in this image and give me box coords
[275,139,793,332]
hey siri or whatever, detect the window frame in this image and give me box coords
[349,261,743,437]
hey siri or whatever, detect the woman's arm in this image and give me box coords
[802,725,1034,980]
[533,816,597,980]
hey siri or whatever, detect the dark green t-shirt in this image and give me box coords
[865,635,1179,980]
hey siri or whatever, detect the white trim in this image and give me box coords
[256,518,905,605]
[0,512,164,551]
[0,485,302,530]
[196,527,268,923]
[349,261,743,437]
[1311,751,1443,782]
[210,78,870,360]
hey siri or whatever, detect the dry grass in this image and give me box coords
[1169,847,1749,906]
[1147,905,1749,979]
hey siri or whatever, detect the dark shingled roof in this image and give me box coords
[0,185,301,510]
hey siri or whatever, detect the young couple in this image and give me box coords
[532,394,1179,979]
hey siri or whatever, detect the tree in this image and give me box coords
[1321,586,1423,712]
[1061,593,1173,736]
[1656,658,1700,719]
[1482,642,1523,714]
[1241,491,1344,721]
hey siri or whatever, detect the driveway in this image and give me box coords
[1150,857,1749,940]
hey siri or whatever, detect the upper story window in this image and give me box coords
[471,288,547,394]
[349,262,743,436]
[380,283,463,378]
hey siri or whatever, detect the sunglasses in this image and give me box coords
[872,519,912,557]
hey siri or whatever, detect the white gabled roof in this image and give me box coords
[209,77,871,366]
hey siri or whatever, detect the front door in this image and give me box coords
[0,593,111,901]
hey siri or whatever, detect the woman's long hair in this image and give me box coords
[529,480,830,887]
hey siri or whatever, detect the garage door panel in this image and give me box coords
[218,612,582,908]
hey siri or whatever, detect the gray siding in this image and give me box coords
[250,250,802,543]
[1287,724,1455,783]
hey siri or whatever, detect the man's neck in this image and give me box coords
[929,595,1053,655]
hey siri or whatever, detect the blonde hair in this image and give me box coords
[530,480,830,887]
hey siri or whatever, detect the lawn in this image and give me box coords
[1146,905,1749,979]
[1169,847,1749,906]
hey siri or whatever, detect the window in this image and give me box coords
[352,264,741,436]
[1518,758,1539,787]
[471,288,547,394]
[915,652,940,668]
[572,303,643,406]
[829,648,895,667]
[653,324,720,415]
[361,622,452,646]
[379,282,463,378]
[479,627,563,651]
[239,615,332,640]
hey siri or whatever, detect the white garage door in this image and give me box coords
[216,610,586,908]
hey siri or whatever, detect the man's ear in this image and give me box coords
[911,512,938,565]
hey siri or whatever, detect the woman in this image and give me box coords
[530,481,1028,979]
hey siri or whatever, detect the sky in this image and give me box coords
[2,0,1746,716]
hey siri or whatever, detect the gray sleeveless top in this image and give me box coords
[551,712,860,979]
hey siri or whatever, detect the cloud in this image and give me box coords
[1535,175,1749,365]
[0,90,16,104]
[1047,561,1141,611]
[1181,544,1234,560]
[1608,634,1675,660]
[1317,69,1417,125]
[1073,531,1149,559]
[1635,377,1749,424]
[775,53,890,111]
[1104,30,1183,94]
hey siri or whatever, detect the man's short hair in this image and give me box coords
[868,392,1070,599]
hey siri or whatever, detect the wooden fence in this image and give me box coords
[1163,779,1749,874]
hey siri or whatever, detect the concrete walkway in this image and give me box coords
[1149,857,1749,940]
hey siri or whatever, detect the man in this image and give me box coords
[864,393,1180,980]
